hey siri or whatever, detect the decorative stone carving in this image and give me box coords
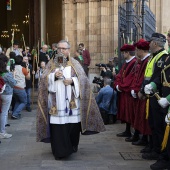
[62,0,73,4]
[73,0,88,3]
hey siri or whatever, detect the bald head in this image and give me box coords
[42,45,48,52]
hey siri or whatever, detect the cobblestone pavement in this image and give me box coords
[0,105,154,170]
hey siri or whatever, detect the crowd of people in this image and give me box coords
[113,32,170,170]
[0,32,170,170]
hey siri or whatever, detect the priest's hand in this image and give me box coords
[165,113,170,124]
[55,71,63,78]
[158,98,170,108]
[131,90,137,98]
[144,84,153,94]
[63,78,73,86]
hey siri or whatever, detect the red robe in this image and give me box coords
[114,57,138,123]
[130,56,151,135]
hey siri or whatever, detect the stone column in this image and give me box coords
[76,2,86,46]
[63,0,76,53]
[111,0,118,57]
[100,0,111,63]
[88,1,98,67]
[40,0,46,45]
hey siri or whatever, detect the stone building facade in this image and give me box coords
[59,0,170,74]
[24,0,170,75]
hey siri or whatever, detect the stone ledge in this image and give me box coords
[63,0,113,4]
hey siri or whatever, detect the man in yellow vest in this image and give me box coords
[139,33,168,161]
[144,33,170,170]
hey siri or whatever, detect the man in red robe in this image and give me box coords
[114,44,137,137]
[129,41,151,147]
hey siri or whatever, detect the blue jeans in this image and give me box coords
[12,89,27,117]
[0,95,12,133]
[25,88,31,108]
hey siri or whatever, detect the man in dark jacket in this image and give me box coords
[140,33,168,161]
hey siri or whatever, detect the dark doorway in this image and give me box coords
[46,0,62,46]
[0,0,30,49]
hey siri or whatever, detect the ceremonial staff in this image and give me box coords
[37,40,40,64]
[22,34,27,55]
[11,30,15,51]
[47,33,49,45]
[31,46,37,105]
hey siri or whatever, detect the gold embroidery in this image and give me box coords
[69,99,77,109]
[49,106,57,115]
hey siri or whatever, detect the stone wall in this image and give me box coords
[62,0,118,74]
[62,0,170,74]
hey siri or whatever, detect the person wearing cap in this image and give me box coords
[139,33,169,161]
[129,40,151,147]
[143,34,170,170]
[114,44,137,138]
[6,40,22,58]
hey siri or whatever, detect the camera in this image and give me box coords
[92,77,104,88]
[95,63,108,68]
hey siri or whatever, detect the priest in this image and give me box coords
[36,40,105,160]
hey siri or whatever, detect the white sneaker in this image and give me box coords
[0,133,12,139]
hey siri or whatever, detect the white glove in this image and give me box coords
[144,84,153,94]
[131,90,137,98]
[116,85,122,92]
[165,113,170,124]
[158,98,170,108]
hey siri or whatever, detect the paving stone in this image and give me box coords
[0,104,155,170]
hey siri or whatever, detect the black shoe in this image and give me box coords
[140,145,152,153]
[26,107,32,112]
[5,124,10,127]
[73,146,78,153]
[11,115,18,119]
[132,139,148,146]
[55,157,63,160]
[150,159,169,170]
[125,136,139,142]
[142,151,159,160]
[116,131,131,137]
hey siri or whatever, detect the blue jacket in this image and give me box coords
[95,85,113,112]
[1,72,16,95]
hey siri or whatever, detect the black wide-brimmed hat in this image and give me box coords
[13,40,19,45]
[148,33,166,43]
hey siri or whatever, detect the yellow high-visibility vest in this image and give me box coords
[144,50,168,80]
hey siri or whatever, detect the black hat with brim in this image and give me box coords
[13,40,19,45]
[148,33,166,43]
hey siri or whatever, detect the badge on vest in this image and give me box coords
[157,59,164,68]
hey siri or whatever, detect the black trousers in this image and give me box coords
[148,97,167,153]
[50,122,81,158]
[83,65,89,76]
